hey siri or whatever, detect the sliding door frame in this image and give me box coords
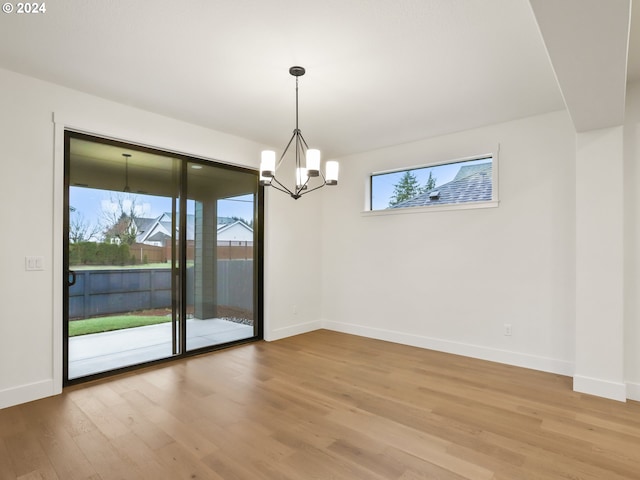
[63,130,264,386]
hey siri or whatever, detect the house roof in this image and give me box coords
[217,220,253,235]
[134,217,157,236]
[135,213,194,243]
[390,163,492,209]
[452,163,493,182]
[135,214,252,243]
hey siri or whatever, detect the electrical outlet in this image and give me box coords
[504,323,512,336]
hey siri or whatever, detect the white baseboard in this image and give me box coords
[265,320,323,342]
[626,381,640,402]
[323,320,574,376]
[573,375,627,402]
[0,379,56,410]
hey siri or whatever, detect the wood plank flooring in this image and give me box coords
[2,329,640,479]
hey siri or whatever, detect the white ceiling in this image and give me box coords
[0,0,635,158]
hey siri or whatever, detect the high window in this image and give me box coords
[369,154,497,212]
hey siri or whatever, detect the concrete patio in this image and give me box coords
[68,318,253,379]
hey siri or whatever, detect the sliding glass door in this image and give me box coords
[184,161,257,351]
[64,132,262,384]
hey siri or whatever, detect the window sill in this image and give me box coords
[361,200,499,217]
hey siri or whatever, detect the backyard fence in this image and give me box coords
[69,261,253,319]
[133,241,253,264]
[71,241,253,266]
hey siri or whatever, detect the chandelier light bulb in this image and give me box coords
[325,161,339,185]
[259,172,273,186]
[260,150,276,177]
[306,149,321,177]
[296,167,308,189]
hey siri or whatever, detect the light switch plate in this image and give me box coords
[25,256,44,271]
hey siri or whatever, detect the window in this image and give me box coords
[369,154,497,212]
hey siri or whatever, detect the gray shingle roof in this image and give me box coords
[390,163,492,208]
[453,163,492,181]
[134,214,251,243]
[133,217,156,236]
[135,213,195,243]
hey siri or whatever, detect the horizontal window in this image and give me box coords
[369,154,496,212]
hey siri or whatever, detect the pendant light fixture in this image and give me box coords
[259,66,339,199]
[122,153,131,193]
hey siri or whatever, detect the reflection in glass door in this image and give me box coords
[184,162,258,351]
[64,132,262,384]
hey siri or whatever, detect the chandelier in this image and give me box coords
[259,66,339,199]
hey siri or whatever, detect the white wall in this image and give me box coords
[321,111,577,376]
[0,67,309,408]
[574,126,625,401]
[624,82,640,400]
[263,187,324,340]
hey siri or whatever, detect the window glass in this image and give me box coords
[370,156,493,211]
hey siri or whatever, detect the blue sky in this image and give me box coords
[370,157,491,210]
[70,187,254,240]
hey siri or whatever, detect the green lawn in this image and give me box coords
[70,261,195,271]
[70,263,171,270]
[69,315,171,337]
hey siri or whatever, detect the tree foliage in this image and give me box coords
[69,208,100,243]
[388,170,438,207]
[424,171,437,192]
[389,171,422,206]
[101,193,141,245]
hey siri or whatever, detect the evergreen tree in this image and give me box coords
[389,171,422,206]
[423,171,437,192]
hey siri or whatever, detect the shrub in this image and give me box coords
[69,241,134,266]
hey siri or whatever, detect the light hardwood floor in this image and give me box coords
[2,330,640,479]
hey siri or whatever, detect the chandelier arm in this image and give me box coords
[297,130,310,150]
[269,177,296,197]
[299,170,311,190]
[272,184,295,196]
[276,131,298,170]
[299,164,328,196]
[296,133,307,170]
[298,182,327,197]
[295,129,301,170]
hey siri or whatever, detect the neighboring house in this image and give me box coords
[134,213,252,246]
[134,213,191,246]
[103,214,138,245]
[133,215,168,246]
[390,163,492,208]
[217,219,254,243]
